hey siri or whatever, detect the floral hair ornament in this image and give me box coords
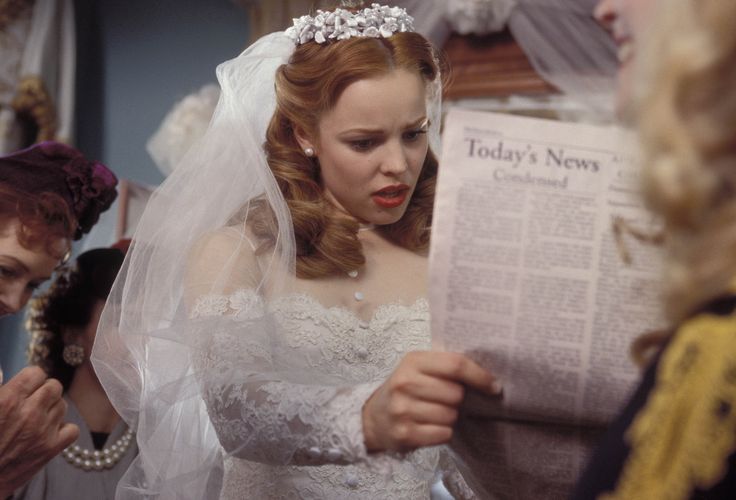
[286,3,415,45]
[0,141,118,240]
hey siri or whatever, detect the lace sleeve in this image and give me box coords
[191,290,380,466]
[186,229,379,467]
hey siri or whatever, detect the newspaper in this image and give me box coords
[429,108,666,499]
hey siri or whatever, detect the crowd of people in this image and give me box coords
[1,0,734,498]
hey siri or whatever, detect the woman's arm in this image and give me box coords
[187,228,499,466]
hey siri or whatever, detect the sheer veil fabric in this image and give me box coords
[92,29,444,499]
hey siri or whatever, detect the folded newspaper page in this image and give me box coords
[430,108,666,499]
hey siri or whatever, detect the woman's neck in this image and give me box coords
[67,362,121,433]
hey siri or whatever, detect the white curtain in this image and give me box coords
[508,0,617,114]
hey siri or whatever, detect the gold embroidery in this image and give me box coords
[601,314,736,500]
[0,0,33,31]
[11,75,57,142]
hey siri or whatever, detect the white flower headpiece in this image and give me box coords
[286,3,415,45]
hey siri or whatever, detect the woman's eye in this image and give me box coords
[0,266,16,279]
[404,129,427,142]
[350,139,375,151]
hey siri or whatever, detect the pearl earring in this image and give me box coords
[63,343,85,366]
[304,147,315,157]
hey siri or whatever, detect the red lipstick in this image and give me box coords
[372,184,410,209]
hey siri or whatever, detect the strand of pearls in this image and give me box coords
[350,223,375,301]
[61,427,134,471]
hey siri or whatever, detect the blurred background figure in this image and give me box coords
[593,0,658,118]
[0,141,117,498]
[573,0,736,498]
[12,242,136,500]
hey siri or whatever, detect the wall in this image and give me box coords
[76,0,250,186]
[0,0,250,379]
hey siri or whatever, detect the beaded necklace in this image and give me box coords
[61,427,134,471]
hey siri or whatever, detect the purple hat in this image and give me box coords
[0,141,118,240]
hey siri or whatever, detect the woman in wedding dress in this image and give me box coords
[92,4,498,499]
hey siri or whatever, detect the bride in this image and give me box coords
[93,4,498,499]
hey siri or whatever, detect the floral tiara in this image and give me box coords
[286,3,415,45]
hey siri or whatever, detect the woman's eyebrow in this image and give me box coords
[407,117,429,129]
[339,116,428,136]
[0,255,30,274]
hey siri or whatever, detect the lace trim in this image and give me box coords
[192,288,428,324]
[602,313,736,500]
[192,289,430,379]
[191,288,265,319]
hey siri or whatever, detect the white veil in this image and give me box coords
[92,32,296,499]
[92,26,443,500]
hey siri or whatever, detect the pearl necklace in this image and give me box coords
[348,268,364,301]
[62,427,134,471]
[350,223,374,300]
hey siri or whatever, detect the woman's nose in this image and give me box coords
[380,142,409,176]
[0,288,26,315]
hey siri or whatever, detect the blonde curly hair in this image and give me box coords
[637,0,736,321]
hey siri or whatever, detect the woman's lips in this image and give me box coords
[372,184,410,208]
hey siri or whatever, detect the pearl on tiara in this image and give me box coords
[285,3,415,46]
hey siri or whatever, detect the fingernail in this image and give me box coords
[491,380,503,395]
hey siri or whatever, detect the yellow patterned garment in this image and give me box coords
[602,312,736,500]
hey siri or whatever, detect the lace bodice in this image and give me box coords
[192,289,470,499]
[194,290,431,379]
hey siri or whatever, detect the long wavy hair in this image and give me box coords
[0,183,75,259]
[254,32,444,279]
[636,0,736,322]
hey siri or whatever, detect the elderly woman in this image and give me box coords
[0,142,116,498]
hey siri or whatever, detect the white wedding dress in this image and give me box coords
[91,26,461,499]
[191,289,474,499]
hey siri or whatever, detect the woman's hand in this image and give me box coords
[362,351,501,453]
[0,367,80,497]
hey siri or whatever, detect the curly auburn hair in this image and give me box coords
[0,183,76,259]
[26,248,124,390]
[253,32,444,279]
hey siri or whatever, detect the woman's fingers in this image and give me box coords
[46,397,68,429]
[388,422,455,451]
[53,423,80,455]
[390,373,466,405]
[363,351,502,453]
[403,400,459,426]
[409,351,502,396]
[25,377,64,411]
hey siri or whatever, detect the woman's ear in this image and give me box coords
[62,327,79,344]
[293,126,316,155]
